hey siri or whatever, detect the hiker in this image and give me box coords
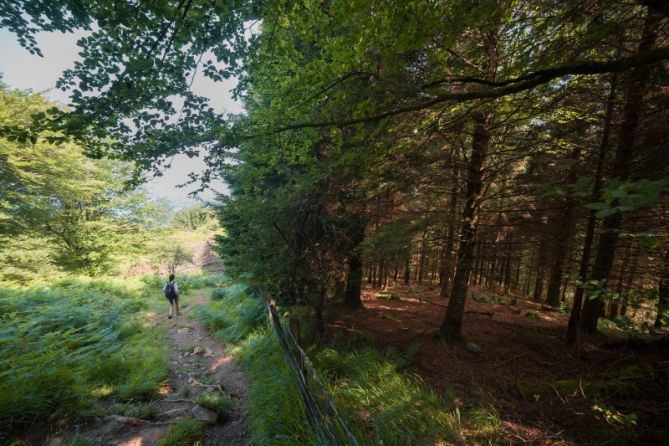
[163,273,180,319]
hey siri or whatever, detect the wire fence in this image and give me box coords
[266,299,361,446]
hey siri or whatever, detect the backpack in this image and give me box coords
[164,282,177,299]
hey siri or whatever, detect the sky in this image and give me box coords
[0,28,242,208]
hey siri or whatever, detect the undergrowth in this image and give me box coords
[195,287,315,445]
[196,282,501,445]
[0,278,169,441]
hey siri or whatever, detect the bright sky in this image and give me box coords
[0,28,241,208]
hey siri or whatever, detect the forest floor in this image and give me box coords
[325,283,669,446]
[45,289,249,446]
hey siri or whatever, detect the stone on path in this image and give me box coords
[192,404,218,423]
[466,342,483,354]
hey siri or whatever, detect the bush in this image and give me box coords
[157,419,202,446]
[0,281,168,437]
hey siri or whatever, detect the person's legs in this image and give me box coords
[168,299,174,318]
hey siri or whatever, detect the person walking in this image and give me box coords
[163,273,180,319]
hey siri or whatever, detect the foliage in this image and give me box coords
[592,403,638,428]
[235,330,317,445]
[0,279,168,438]
[195,289,316,444]
[171,205,216,231]
[143,273,228,295]
[211,283,247,301]
[0,85,168,278]
[157,419,203,446]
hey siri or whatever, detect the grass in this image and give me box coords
[193,286,265,342]
[195,392,234,420]
[157,419,203,446]
[315,347,462,445]
[0,277,169,441]
[196,281,503,445]
[195,288,315,445]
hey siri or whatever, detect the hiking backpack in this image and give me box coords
[165,282,177,299]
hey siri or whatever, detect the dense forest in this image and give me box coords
[1,1,669,445]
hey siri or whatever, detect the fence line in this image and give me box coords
[266,299,361,446]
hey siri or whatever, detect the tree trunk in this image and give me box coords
[344,217,366,307]
[418,230,427,284]
[567,71,619,345]
[654,249,669,328]
[439,111,491,342]
[533,276,544,302]
[580,14,658,334]
[546,149,580,307]
[608,242,632,319]
[404,253,411,285]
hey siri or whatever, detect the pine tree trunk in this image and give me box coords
[654,249,669,328]
[567,69,619,345]
[439,111,491,342]
[404,253,411,285]
[546,149,580,307]
[344,217,366,308]
[580,13,658,334]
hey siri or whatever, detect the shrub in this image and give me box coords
[142,273,229,295]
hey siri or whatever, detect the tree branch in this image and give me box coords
[272,46,669,133]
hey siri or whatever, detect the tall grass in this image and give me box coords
[0,279,168,440]
[316,348,461,445]
[195,287,315,445]
[193,286,264,342]
[196,282,501,445]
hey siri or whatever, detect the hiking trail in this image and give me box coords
[49,290,249,446]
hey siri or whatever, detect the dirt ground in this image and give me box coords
[325,282,669,446]
[43,291,249,446]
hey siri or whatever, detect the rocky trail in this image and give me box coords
[50,290,249,446]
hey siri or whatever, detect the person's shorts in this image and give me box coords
[165,294,179,304]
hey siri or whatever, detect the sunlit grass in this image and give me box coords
[0,278,169,439]
[196,281,503,445]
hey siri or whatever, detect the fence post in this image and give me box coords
[289,315,307,383]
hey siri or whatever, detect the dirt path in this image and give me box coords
[52,290,249,446]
